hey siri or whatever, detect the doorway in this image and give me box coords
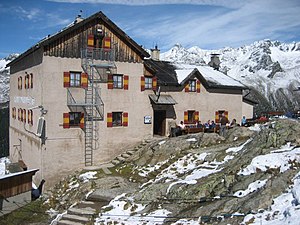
[153,110,166,136]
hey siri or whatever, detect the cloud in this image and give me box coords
[47,0,244,8]
[120,0,300,50]
[14,6,42,21]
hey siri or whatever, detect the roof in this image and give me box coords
[0,169,39,180]
[144,59,247,90]
[8,11,150,67]
[149,94,177,105]
[144,59,178,85]
[174,63,246,89]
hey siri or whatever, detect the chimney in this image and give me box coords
[151,45,160,61]
[208,54,220,70]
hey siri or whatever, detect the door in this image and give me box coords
[153,110,166,136]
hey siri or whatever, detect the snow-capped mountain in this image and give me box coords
[0,54,19,104]
[161,40,300,114]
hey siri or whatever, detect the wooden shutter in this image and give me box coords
[18,77,22,90]
[20,109,23,122]
[12,107,16,119]
[63,113,70,128]
[215,111,220,123]
[184,111,188,123]
[63,72,70,87]
[224,111,229,119]
[28,110,31,124]
[81,73,88,88]
[123,75,129,90]
[123,112,128,127]
[185,83,189,92]
[107,113,113,127]
[87,34,94,47]
[24,75,27,89]
[30,73,33,88]
[194,111,199,122]
[196,80,201,93]
[103,37,111,50]
[23,109,26,123]
[152,77,157,91]
[18,108,20,120]
[80,113,85,129]
[107,74,113,89]
[141,76,145,91]
[30,110,33,125]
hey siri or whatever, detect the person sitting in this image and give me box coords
[204,120,211,129]
[241,116,247,126]
[230,118,238,127]
[196,120,203,128]
[209,120,216,129]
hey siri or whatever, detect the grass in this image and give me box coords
[0,199,51,225]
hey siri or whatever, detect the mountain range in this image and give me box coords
[1,40,300,114]
[160,40,300,114]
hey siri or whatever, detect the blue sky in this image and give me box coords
[0,0,300,58]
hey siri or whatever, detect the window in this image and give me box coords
[189,80,196,92]
[112,112,122,126]
[107,112,128,127]
[145,77,153,89]
[69,112,82,126]
[188,110,196,123]
[113,74,123,89]
[70,72,81,87]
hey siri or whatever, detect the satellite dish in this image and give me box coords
[36,117,45,137]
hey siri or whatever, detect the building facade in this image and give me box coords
[9,11,253,188]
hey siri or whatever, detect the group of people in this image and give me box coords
[169,114,247,137]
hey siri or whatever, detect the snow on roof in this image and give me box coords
[0,168,39,180]
[174,63,245,87]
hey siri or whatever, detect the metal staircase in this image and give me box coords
[81,47,116,166]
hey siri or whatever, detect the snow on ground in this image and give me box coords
[78,171,97,183]
[238,145,300,175]
[0,157,10,176]
[243,171,300,225]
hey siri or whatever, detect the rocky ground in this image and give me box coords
[3,119,300,225]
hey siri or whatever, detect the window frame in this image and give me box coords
[188,110,196,123]
[189,80,196,92]
[69,112,82,127]
[69,71,81,87]
[112,112,123,127]
[145,77,153,89]
[113,74,123,89]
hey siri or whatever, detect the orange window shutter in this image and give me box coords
[194,111,199,122]
[81,73,88,88]
[152,77,157,91]
[23,109,26,123]
[123,75,129,90]
[30,73,33,88]
[185,83,189,92]
[63,72,70,87]
[141,76,145,91]
[107,113,113,127]
[215,111,220,123]
[24,75,27,89]
[196,80,201,93]
[80,113,85,129]
[63,113,70,129]
[224,111,229,119]
[20,77,22,90]
[87,34,94,47]
[184,111,188,123]
[103,37,111,49]
[107,74,113,89]
[123,112,128,127]
[30,110,33,125]
[28,110,31,124]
